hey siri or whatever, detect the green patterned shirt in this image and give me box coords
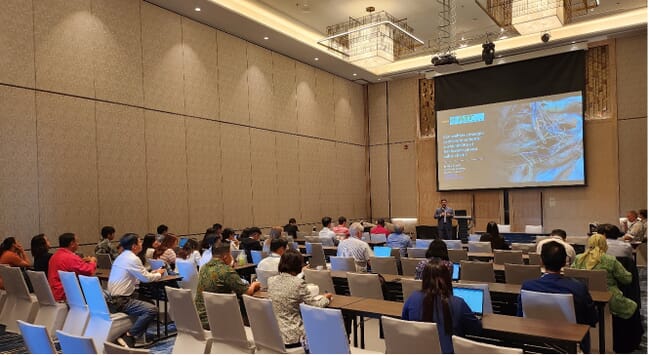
[194,258,248,329]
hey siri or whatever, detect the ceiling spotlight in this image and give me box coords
[194,7,201,12]
[314,57,319,61]
[482,41,495,65]
[263,36,269,40]
[353,73,357,76]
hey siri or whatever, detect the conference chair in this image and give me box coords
[454,282,493,314]
[165,286,212,353]
[104,341,150,354]
[452,335,523,354]
[305,242,314,255]
[56,330,98,354]
[317,236,335,246]
[448,249,468,262]
[361,232,370,242]
[96,253,113,269]
[368,256,398,275]
[310,243,328,269]
[242,295,304,353]
[467,241,492,253]
[26,270,68,335]
[58,271,90,335]
[520,290,576,323]
[0,265,39,333]
[300,304,376,354]
[330,257,356,272]
[381,316,442,353]
[400,278,421,301]
[415,239,432,248]
[203,292,255,354]
[494,250,524,265]
[636,242,647,267]
[564,268,607,291]
[304,269,336,295]
[370,234,387,244]
[497,224,511,233]
[406,248,427,258]
[400,257,425,277]
[460,260,495,282]
[255,268,279,290]
[17,320,57,354]
[468,233,481,242]
[510,242,537,253]
[504,263,542,285]
[527,252,542,265]
[524,225,543,234]
[347,273,383,300]
[175,259,199,298]
[443,239,462,250]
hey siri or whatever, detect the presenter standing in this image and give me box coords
[434,199,454,240]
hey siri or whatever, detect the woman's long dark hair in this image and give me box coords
[486,221,500,240]
[139,233,156,264]
[31,234,49,258]
[153,233,178,259]
[177,238,199,259]
[0,237,17,255]
[200,228,218,251]
[420,258,453,335]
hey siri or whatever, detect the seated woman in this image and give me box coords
[31,234,53,276]
[153,233,178,270]
[137,233,157,269]
[267,249,332,351]
[480,221,509,250]
[571,233,637,319]
[402,259,482,353]
[221,228,239,251]
[176,238,201,267]
[0,237,32,289]
[415,239,449,280]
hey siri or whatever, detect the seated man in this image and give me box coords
[195,241,261,329]
[370,218,391,236]
[517,241,598,353]
[257,238,288,272]
[535,228,576,265]
[239,227,263,264]
[283,218,299,239]
[598,224,634,259]
[48,233,97,302]
[622,210,645,242]
[108,233,166,348]
[386,223,411,257]
[95,225,119,260]
[332,216,349,236]
[319,216,338,246]
[337,222,374,272]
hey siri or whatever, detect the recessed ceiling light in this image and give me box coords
[353,73,357,76]
[500,27,505,32]
[314,57,319,61]
[499,35,508,40]
[194,7,201,12]
[263,36,269,40]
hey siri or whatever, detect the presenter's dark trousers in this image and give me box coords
[438,223,453,240]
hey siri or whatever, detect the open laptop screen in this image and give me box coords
[179,237,189,248]
[452,263,460,281]
[453,287,484,315]
[373,246,392,257]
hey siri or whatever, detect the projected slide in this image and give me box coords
[436,91,584,190]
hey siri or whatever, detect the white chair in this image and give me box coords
[176,259,199,298]
[255,268,279,290]
[524,225,543,234]
[368,256,398,275]
[400,258,424,277]
[520,290,576,323]
[448,249,468,262]
[56,329,98,354]
[17,320,57,353]
[148,259,165,270]
[251,251,267,265]
[454,282,493,314]
[165,286,212,354]
[494,250,523,264]
[330,256,356,272]
[467,241,492,253]
[96,253,113,269]
[305,242,314,255]
[497,224,511,233]
[381,316,441,353]
[304,269,335,295]
[415,239,432,248]
[78,275,133,353]
[104,341,150,354]
[400,278,421,301]
[504,263,541,285]
[310,243,327,269]
[58,271,90,335]
[510,242,537,253]
[406,248,427,258]
[460,261,495,282]
[26,270,68,335]
[202,292,255,354]
[242,295,304,354]
[443,239,462,250]
[346,273,383,299]
[0,265,38,333]
[452,335,523,353]
[370,234,387,244]
[300,303,375,354]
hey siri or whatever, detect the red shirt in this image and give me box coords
[48,248,96,301]
[370,225,390,236]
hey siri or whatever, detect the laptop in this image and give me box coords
[453,286,484,317]
[179,237,189,248]
[452,262,460,281]
[374,246,392,257]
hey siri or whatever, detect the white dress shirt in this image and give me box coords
[108,250,162,297]
[257,252,281,272]
[536,236,577,264]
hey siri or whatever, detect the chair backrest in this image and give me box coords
[310,243,327,269]
[103,341,150,354]
[494,250,523,265]
[317,236,335,246]
[443,239,462,250]
[300,304,350,354]
[242,295,287,353]
[164,286,207,339]
[361,232,370,242]
[520,289,576,323]
[400,278,421,301]
[407,248,427,258]
[56,330,98,354]
[448,249,468,262]
[251,250,266,265]
[305,242,314,254]
[304,269,336,294]
[400,257,425,277]
[510,242,536,253]
[370,234,387,243]
[528,252,542,265]
[467,241,492,253]
[17,320,56,354]
[58,271,89,335]
[415,239,432,248]
[382,316,441,353]
[26,270,56,306]
[564,268,608,291]
[148,259,165,270]
[454,282,493,314]
[460,260,495,282]
[0,265,31,299]
[329,256,356,272]
[202,292,255,354]
[369,256,398,275]
[175,259,199,296]
[504,263,541,285]
[96,253,113,269]
[524,225,543,234]
[77,275,112,318]
[346,273,383,299]
[468,233,481,242]
[452,335,523,354]
[497,224,511,233]
[255,268,279,289]
[535,235,551,243]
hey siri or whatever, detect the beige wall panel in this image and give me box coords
[389,143,417,217]
[473,191,503,231]
[618,117,647,213]
[350,83,367,145]
[186,118,222,233]
[272,53,298,134]
[388,78,418,143]
[250,129,278,227]
[334,78,353,143]
[351,145,369,218]
[34,0,96,97]
[145,110,189,233]
[276,134,301,223]
[182,18,218,119]
[318,140,337,217]
[220,124,253,228]
[368,83,387,145]
[92,0,143,106]
[298,137,320,223]
[315,69,335,140]
[508,190,542,232]
[616,34,647,120]
[0,87,38,244]
[543,120,619,235]
[416,138,437,225]
[370,145,389,219]
[141,2,184,113]
[0,0,35,87]
[96,102,147,234]
[248,44,274,130]
[296,62,318,137]
[334,143,353,218]
[36,93,98,244]
[440,191,473,221]
[218,32,249,125]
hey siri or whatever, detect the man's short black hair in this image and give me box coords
[270,238,288,252]
[550,229,567,240]
[212,223,223,231]
[101,226,115,239]
[59,233,76,248]
[541,240,567,272]
[211,240,231,257]
[249,227,262,235]
[377,218,385,226]
[338,216,347,225]
[289,218,296,224]
[157,224,168,235]
[597,223,623,240]
[322,216,332,227]
[119,233,140,250]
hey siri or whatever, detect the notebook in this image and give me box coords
[179,237,189,248]
[373,246,392,257]
[453,286,484,316]
[452,262,460,281]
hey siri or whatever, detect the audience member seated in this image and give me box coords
[212,223,223,238]
[332,216,349,236]
[156,224,168,242]
[639,209,647,242]
[517,241,597,353]
[370,218,391,236]
[221,228,239,251]
[239,227,263,264]
[0,236,32,289]
[137,233,157,268]
[535,229,576,265]
[283,218,299,239]
[152,233,178,270]
[318,216,338,246]
[95,225,119,260]
[598,224,634,259]
[480,221,509,250]
[622,210,645,242]
[336,222,373,272]
[257,238,288,272]
[387,223,412,257]
[31,234,52,277]
[415,239,450,280]
[268,249,332,350]
[195,241,261,329]
[571,233,637,319]
[402,258,482,353]
[199,230,219,268]
[263,226,283,254]
[108,233,165,348]
[48,233,96,302]
[177,238,201,267]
